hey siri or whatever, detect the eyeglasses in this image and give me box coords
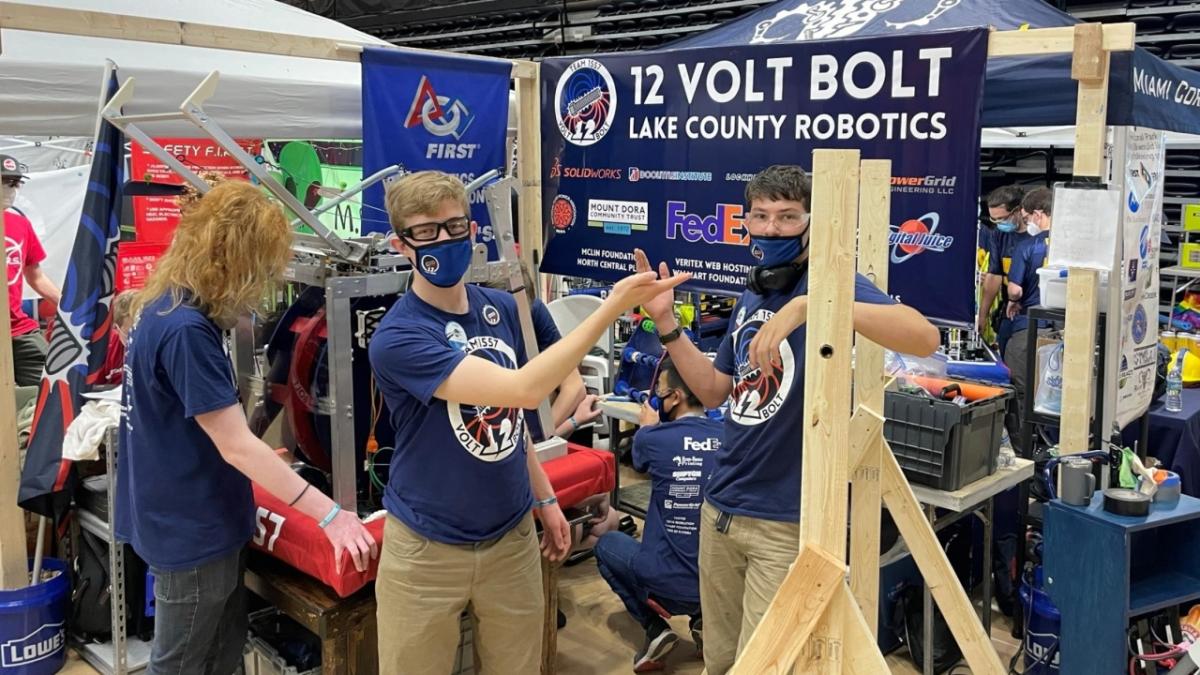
[1,178,21,188]
[399,216,470,242]
[747,212,809,227]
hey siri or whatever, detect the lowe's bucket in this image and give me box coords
[1019,567,1061,674]
[0,558,69,675]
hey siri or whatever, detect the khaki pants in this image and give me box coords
[698,502,800,675]
[376,513,544,675]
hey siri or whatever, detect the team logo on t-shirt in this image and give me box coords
[420,254,440,275]
[482,305,500,326]
[729,308,795,426]
[6,237,22,286]
[445,321,468,352]
[447,335,525,462]
[735,306,747,328]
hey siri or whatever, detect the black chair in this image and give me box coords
[1167,152,1200,170]
[1133,15,1169,34]
[662,14,684,28]
[1170,12,1200,33]
[1167,43,1200,58]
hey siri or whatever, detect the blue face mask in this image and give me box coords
[749,234,807,267]
[995,218,1017,233]
[412,236,473,288]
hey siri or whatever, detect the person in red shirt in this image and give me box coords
[98,291,134,385]
[2,155,61,386]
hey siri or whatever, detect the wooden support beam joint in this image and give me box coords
[1072,23,1106,82]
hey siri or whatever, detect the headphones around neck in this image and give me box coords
[746,261,807,295]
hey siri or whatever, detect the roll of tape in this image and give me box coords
[1103,488,1151,517]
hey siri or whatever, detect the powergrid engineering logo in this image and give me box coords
[554,59,617,147]
[405,75,481,159]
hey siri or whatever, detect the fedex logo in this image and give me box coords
[683,436,720,452]
[666,201,748,246]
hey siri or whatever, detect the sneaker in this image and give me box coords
[633,623,679,672]
[689,616,703,656]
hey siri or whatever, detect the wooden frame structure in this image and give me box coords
[0,8,1131,674]
[727,22,1134,674]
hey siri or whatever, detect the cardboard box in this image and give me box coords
[1182,242,1200,269]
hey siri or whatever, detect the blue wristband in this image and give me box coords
[535,496,558,508]
[318,503,341,529]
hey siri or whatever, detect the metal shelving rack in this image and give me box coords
[74,428,152,675]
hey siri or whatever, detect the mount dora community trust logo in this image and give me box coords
[555,59,617,147]
[445,324,525,462]
[730,308,795,426]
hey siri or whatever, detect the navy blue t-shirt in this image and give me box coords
[632,416,720,603]
[709,273,895,522]
[369,285,534,544]
[115,294,253,571]
[1007,231,1050,333]
[526,299,562,442]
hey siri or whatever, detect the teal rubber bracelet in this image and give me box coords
[318,503,341,529]
[535,496,558,508]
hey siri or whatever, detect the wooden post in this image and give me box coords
[0,209,29,589]
[540,558,559,675]
[794,149,859,674]
[726,546,846,675]
[513,62,543,277]
[1060,24,1112,455]
[849,158,890,636]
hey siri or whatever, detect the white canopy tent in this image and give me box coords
[0,0,389,139]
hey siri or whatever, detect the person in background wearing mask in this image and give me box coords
[977,185,1026,353]
[1002,186,1053,454]
[119,182,377,674]
[368,171,689,673]
[635,164,939,674]
[592,357,718,672]
[1,155,61,386]
[481,261,602,442]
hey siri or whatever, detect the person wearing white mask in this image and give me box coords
[1,155,60,386]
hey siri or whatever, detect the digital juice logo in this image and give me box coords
[889,212,954,263]
[555,59,617,147]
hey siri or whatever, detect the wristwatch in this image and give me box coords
[658,326,684,345]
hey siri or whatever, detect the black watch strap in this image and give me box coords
[658,326,684,345]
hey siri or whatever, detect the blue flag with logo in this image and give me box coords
[539,29,987,326]
[362,49,511,257]
[20,73,125,520]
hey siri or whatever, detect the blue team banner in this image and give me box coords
[539,28,988,326]
[362,48,511,255]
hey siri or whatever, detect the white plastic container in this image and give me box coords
[1036,266,1110,309]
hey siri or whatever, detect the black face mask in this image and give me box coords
[746,260,808,295]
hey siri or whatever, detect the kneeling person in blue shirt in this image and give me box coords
[594,357,718,671]
[368,171,689,674]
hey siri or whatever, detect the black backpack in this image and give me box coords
[72,529,153,642]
